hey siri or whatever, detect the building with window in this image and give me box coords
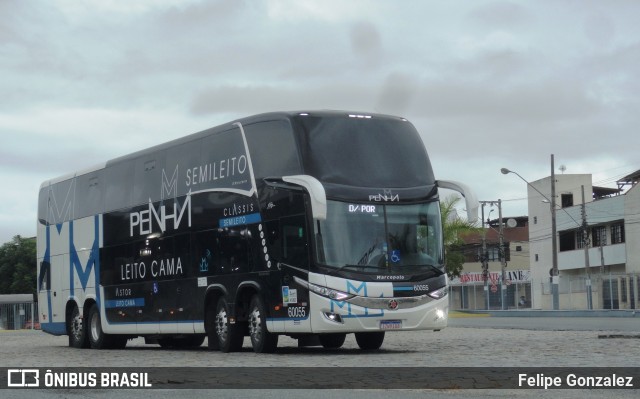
[449,216,531,310]
[527,170,640,310]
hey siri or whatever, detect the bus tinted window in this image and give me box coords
[297,115,434,188]
[105,160,134,211]
[245,120,301,179]
[218,227,249,274]
[75,172,104,219]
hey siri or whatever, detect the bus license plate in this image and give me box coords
[380,320,402,330]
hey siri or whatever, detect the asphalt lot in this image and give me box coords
[2,321,638,367]
[1,314,639,398]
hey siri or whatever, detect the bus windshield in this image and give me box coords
[315,201,444,275]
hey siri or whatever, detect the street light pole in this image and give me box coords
[501,154,560,310]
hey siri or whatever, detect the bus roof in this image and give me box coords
[40,110,411,189]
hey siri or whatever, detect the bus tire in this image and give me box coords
[248,295,278,353]
[215,297,243,353]
[88,303,126,349]
[319,333,346,349]
[205,301,220,351]
[355,331,385,350]
[68,304,88,349]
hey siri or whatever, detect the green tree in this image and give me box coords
[0,236,37,295]
[440,195,479,279]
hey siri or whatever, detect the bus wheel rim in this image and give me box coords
[215,308,228,342]
[249,306,262,343]
[90,312,100,342]
[71,309,82,339]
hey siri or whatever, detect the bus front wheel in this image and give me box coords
[355,331,385,350]
[248,295,278,353]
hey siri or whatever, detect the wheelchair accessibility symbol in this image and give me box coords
[391,250,401,263]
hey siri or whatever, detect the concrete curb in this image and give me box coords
[457,309,640,317]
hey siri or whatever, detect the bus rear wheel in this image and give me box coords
[88,303,127,349]
[319,333,346,349]
[355,331,385,350]
[68,304,88,348]
[214,297,243,352]
[248,295,278,353]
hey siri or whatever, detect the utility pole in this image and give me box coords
[498,199,507,310]
[581,185,593,310]
[479,200,504,310]
[481,203,489,310]
[550,154,560,310]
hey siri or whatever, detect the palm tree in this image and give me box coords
[440,195,479,279]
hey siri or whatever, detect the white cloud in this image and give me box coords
[1,0,640,243]
[455,30,524,59]
[266,0,375,22]
[51,0,200,19]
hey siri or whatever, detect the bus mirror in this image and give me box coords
[282,175,327,220]
[436,180,479,223]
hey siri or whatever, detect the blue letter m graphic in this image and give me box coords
[330,281,369,316]
[69,216,100,294]
[346,281,367,296]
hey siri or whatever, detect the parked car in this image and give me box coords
[23,320,41,330]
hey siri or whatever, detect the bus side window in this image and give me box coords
[38,261,50,291]
[218,227,249,274]
[192,230,222,275]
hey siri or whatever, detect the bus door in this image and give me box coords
[262,188,311,333]
[279,213,311,332]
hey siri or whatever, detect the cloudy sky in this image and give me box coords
[2,0,639,243]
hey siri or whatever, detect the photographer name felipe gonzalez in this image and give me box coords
[519,373,635,389]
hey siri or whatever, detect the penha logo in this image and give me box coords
[369,189,399,202]
[129,166,192,237]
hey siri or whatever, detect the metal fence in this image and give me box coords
[540,273,639,310]
[449,282,532,310]
[0,302,39,330]
[450,273,640,311]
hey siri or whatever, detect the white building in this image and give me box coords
[528,171,639,310]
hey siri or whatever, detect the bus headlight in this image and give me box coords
[294,276,355,301]
[427,287,447,299]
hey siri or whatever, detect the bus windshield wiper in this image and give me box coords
[334,264,444,276]
[335,264,384,272]
[421,264,445,276]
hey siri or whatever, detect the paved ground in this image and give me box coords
[1,316,638,397]
[1,316,639,367]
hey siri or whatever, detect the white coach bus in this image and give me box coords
[37,111,477,353]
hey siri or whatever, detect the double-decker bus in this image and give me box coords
[37,111,477,353]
